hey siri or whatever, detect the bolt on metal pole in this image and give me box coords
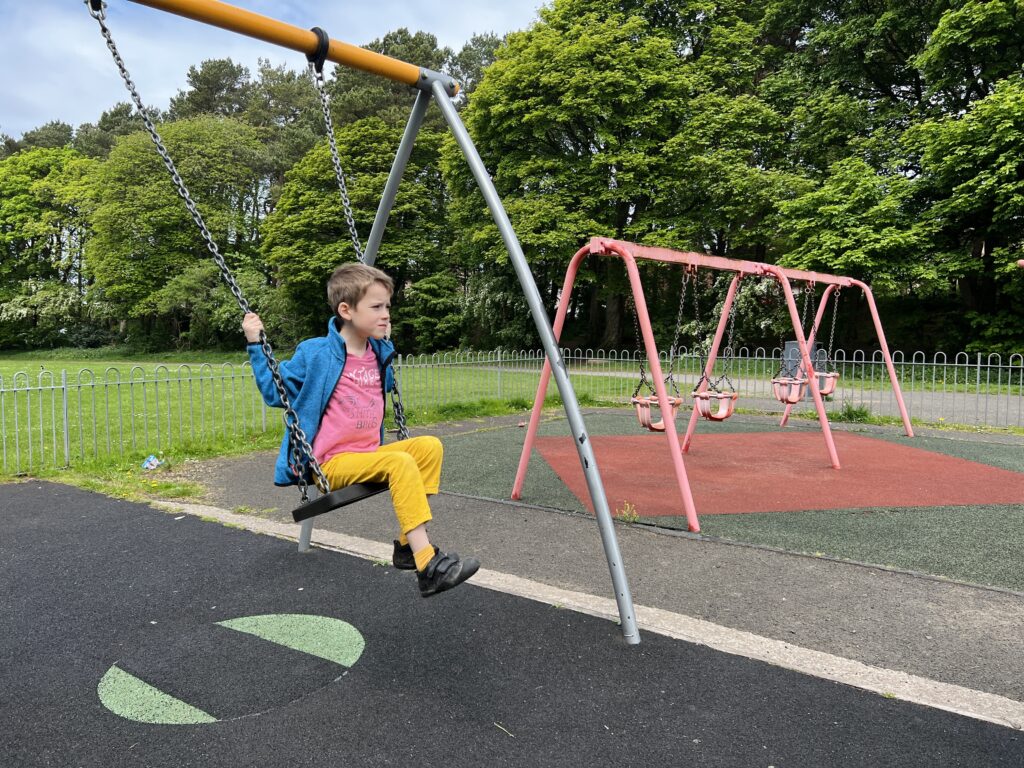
[432,80,640,644]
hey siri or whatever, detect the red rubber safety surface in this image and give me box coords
[534,432,1024,516]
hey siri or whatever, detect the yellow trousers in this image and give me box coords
[321,435,442,535]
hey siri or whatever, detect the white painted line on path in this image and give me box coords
[156,501,1024,731]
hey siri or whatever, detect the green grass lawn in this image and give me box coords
[4,349,1021,478]
[0,350,629,475]
[0,356,272,474]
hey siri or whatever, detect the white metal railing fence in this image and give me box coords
[2,348,1021,474]
[0,364,270,476]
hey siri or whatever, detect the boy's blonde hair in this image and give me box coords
[326,262,394,318]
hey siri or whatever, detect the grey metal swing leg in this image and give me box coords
[298,518,314,552]
[362,89,431,266]
[434,81,640,645]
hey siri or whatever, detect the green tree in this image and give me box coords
[915,0,1024,109]
[326,29,453,130]
[906,73,1024,352]
[449,33,503,104]
[0,133,18,160]
[400,271,464,349]
[168,59,254,119]
[242,61,323,207]
[447,0,680,348]
[261,117,449,346]
[779,158,927,286]
[139,261,274,349]
[87,116,264,346]
[0,147,101,347]
[73,103,145,159]
[445,0,803,348]
[19,121,75,150]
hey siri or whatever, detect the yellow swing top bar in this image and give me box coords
[129,0,424,87]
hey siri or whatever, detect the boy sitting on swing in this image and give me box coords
[243,262,480,597]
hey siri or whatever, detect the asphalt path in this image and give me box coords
[2,482,1022,767]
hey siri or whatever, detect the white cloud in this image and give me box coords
[0,0,543,138]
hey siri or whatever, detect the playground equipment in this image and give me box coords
[512,238,914,533]
[86,0,639,642]
[690,275,741,422]
[776,283,843,428]
[626,270,690,432]
[628,267,741,429]
[770,284,814,404]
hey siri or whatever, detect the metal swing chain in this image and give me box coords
[801,282,813,333]
[309,64,365,262]
[307,45,410,441]
[773,284,786,378]
[691,272,714,392]
[800,283,815,376]
[711,279,740,393]
[87,1,330,499]
[628,294,653,398]
[825,288,841,373]
[778,282,812,379]
[389,368,410,441]
[661,268,689,394]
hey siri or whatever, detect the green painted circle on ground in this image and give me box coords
[98,614,364,725]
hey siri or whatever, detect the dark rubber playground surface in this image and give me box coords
[3,482,1022,767]
[534,431,1024,516]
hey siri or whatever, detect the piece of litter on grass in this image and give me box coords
[141,454,165,471]
[494,722,515,738]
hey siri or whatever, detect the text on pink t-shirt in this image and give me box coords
[312,345,384,464]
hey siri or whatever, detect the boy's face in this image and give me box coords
[337,282,392,341]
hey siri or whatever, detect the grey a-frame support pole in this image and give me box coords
[431,80,640,644]
[362,89,432,266]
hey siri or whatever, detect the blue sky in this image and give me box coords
[0,0,545,138]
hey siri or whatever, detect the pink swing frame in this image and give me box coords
[511,238,914,533]
[777,283,841,426]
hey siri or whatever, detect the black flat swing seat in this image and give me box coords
[291,482,389,523]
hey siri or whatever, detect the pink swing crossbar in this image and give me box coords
[511,238,914,533]
[632,395,684,432]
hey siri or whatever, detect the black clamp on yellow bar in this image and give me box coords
[306,26,330,73]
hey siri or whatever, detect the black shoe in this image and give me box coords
[392,540,437,570]
[417,550,480,598]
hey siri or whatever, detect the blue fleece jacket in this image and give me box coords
[247,317,396,486]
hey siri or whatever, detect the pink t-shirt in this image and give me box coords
[312,345,384,464]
